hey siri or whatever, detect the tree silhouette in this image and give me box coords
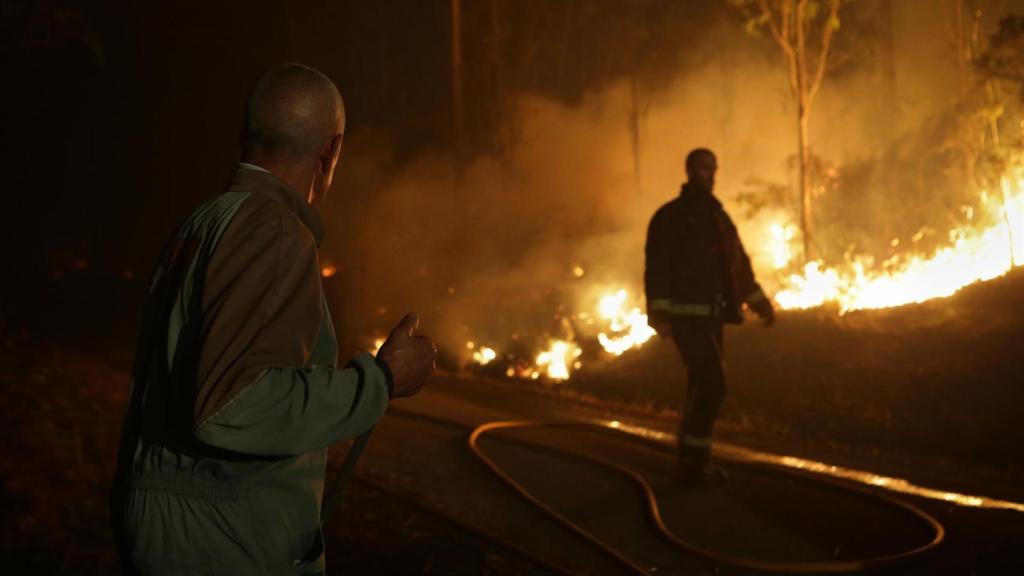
[731,0,844,262]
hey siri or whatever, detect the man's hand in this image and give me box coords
[750,299,776,327]
[377,314,436,399]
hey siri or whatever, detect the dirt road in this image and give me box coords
[326,374,1024,575]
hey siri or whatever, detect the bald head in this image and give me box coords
[242,63,345,163]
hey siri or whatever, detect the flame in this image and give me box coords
[596,289,657,356]
[773,174,1024,313]
[371,337,386,354]
[535,340,582,380]
[405,169,1023,383]
[472,345,497,366]
[769,223,798,270]
[321,265,337,278]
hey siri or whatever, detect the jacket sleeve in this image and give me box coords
[727,214,770,308]
[190,200,390,457]
[644,208,674,322]
[194,353,390,457]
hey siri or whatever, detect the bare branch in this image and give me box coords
[756,0,786,47]
[808,0,840,103]
[796,0,810,105]
[759,0,801,95]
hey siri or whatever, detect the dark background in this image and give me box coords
[0,0,723,334]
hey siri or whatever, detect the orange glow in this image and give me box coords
[595,289,657,356]
[472,345,498,366]
[440,168,1023,383]
[320,265,337,278]
[535,340,581,380]
[371,337,386,354]
[595,418,1024,513]
[772,172,1024,313]
[769,223,798,270]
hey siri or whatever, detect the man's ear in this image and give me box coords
[309,133,345,205]
[322,133,344,169]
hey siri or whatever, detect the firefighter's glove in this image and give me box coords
[377,313,436,399]
[749,298,776,327]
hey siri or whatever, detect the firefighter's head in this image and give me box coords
[685,148,717,194]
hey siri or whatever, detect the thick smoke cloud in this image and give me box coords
[322,5,1014,362]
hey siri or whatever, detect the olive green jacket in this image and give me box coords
[112,166,392,575]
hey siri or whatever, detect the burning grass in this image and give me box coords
[771,171,1024,312]
[450,163,1024,386]
[564,268,1024,475]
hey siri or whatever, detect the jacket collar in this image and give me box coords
[229,164,326,246]
[680,182,722,209]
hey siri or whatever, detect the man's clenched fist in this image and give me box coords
[376,313,436,399]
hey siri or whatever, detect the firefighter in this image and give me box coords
[111,64,436,574]
[644,148,775,483]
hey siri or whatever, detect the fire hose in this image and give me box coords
[322,408,944,573]
[321,426,375,523]
[468,419,945,575]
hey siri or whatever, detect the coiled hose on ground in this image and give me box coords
[468,419,944,575]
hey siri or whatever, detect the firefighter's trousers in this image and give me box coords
[671,320,725,471]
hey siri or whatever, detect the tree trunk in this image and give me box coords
[798,101,812,262]
[628,74,643,197]
[487,0,510,157]
[451,0,465,163]
[795,0,812,263]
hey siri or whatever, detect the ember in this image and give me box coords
[472,345,497,366]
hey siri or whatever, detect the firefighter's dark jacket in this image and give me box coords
[112,166,392,575]
[645,183,768,325]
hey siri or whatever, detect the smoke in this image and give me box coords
[326,88,650,360]
[321,7,1007,361]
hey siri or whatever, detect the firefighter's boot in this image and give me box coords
[678,440,726,484]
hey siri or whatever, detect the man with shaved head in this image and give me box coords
[645,148,774,484]
[112,63,435,574]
